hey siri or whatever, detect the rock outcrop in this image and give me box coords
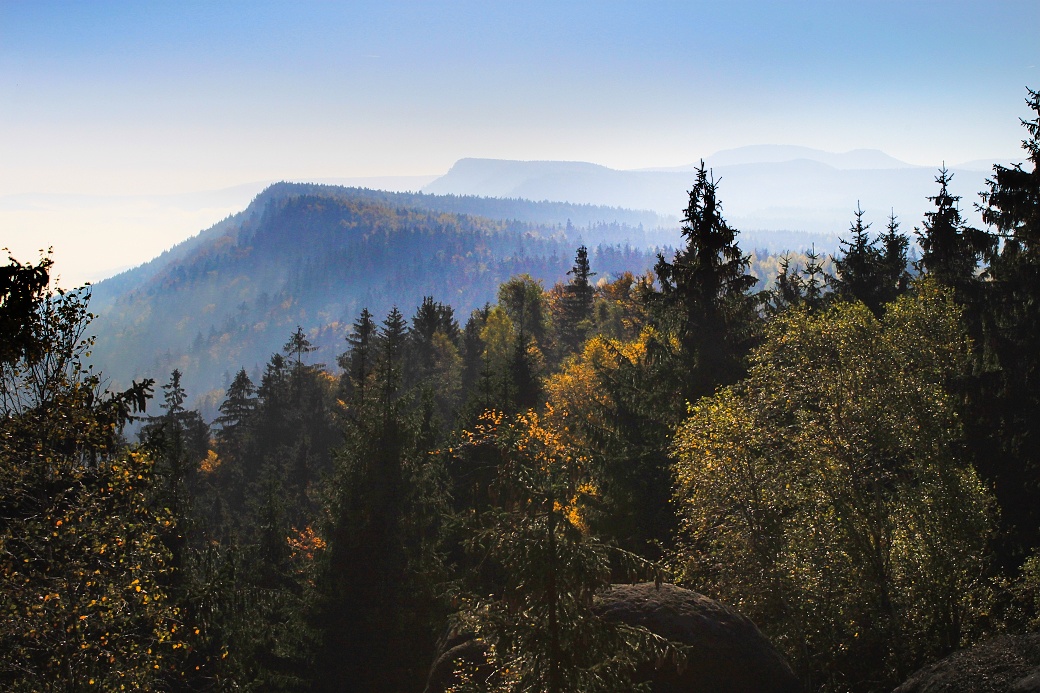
[893,632,1040,693]
[425,582,800,693]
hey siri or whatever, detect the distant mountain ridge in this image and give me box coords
[423,150,998,234]
[647,145,914,171]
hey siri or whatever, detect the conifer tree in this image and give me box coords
[801,245,828,309]
[407,296,459,388]
[915,166,993,293]
[831,203,891,316]
[141,369,210,590]
[308,304,449,693]
[973,87,1040,564]
[338,307,377,406]
[460,305,493,415]
[215,368,257,451]
[880,211,911,303]
[984,88,1040,252]
[767,254,805,316]
[379,306,407,411]
[559,245,597,353]
[653,161,758,402]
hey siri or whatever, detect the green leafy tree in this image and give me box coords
[0,249,52,367]
[498,274,547,348]
[0,257,195,690]
[672,281,993,691]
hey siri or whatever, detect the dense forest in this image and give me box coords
[2,88,1039,692]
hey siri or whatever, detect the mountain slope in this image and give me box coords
[88,184,666,405]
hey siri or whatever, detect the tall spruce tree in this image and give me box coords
[974,87,1040,565]
[915,166,993,294]
[214,368,257,454]
[142,370,209,543]
[309,304,448,692]
[407,296,459,388]
[338,307,377,406]
[559,245,597,353]
[653,161,758,402]
[831,204,890,316]
[881,211,912,303]
[378,306,407,412]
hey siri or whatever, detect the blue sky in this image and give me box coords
[1,0,1038,283]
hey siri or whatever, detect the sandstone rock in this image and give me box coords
[425,582,800,693]
[893,633,1040,693]
[595,582,800,693]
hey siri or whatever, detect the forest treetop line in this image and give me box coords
[1,87,1038,692]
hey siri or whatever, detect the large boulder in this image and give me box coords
[892,632,1040,693]
[425,582,800,693]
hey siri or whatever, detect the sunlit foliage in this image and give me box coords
[446,408,669,693]
[672,281,993,691]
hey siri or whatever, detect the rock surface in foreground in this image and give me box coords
[893,632,1040,693]
[425,582,800,693]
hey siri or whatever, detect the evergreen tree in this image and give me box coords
[460,304,494,420]
[559,245,597,353]
[831,203,891,316]
[338,307,377,406]
[308,306,449,693]
[141,370,210,581]
[983,87,1040,252]
[880,210,912,304]
[767,254,805,316]
[509,336,541,411]
[379,306,407,411]
[653,161,759,402]
[767,248,829,316]
[973,87,1040,565]
[915,166,993,293]
[214,368,257,454]
[801,245,828,309]
[407,296,459,388]
[284,325,318,371]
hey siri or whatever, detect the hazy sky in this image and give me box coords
[2,0,1038,284]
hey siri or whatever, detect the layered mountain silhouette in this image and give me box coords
[423,147,996,234]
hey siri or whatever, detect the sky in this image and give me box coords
[1,0,1038,286]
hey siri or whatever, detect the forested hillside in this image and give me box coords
[3,88,1039,693]
[88,185,676,406]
